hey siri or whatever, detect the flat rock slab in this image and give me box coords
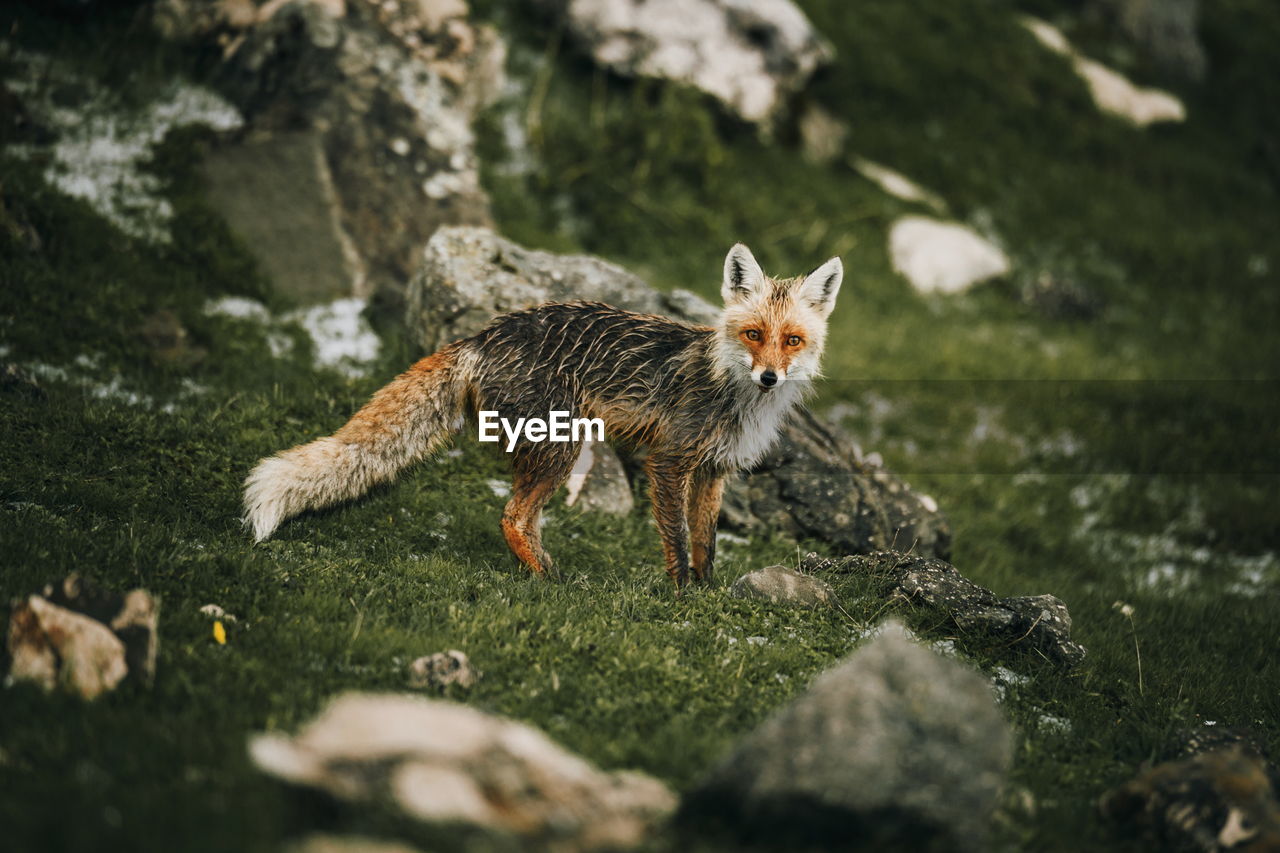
[730,565,835,608]
[250,693,676,850]
[683,621,1011,850]
[802,551,1086,667]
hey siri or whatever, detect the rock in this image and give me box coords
[729,565,835,608]
[565,440,635,516]
[407,226,679,352]
[41,573,161,686]
[849,156,946,212]
[250,693,677,850]
[406,649,479,690]
[797,103,848,165]
[802,551,1086,667]
[536,0,832,127]
[3,47,243,244]
[1100,747,1280,852]
[889,215,1011,295]
[1019,270,1104,321]
[137,308,207,367]
[408,226,952,561]
[721,409,952,560]
[1088,0,1206,82]
[682,621,1012,849]
[1021,16,1185,127]
[154,0,505,306]
[6,596,127,700]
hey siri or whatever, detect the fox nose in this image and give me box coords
[759,370,778,388]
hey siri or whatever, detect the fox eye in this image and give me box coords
[744,329,761,341]
[787,335,803,347]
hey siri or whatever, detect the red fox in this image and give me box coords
[244,244,842,589]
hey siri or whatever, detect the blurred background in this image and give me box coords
[1,0,1278,851]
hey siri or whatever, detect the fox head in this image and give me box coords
[716,243,843,391]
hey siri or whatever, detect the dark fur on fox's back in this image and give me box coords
[459,301,747,467]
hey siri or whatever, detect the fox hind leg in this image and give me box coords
[689,470,725,585]
[500,444,577,578]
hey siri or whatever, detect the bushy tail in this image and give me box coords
[244,345,469,542]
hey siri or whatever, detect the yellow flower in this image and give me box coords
[213,620,227,645]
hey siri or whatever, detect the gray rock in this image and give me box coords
[250,692,677,850]
[406,649,479,690]
[729,565,835,608]
[683,621,1012,849]
[1088,0,1206,82]
[407,226,952,561]
[802,551,1086,667]
[407,226,676,352]
[1019,270,1104,321]
[722,410,953,560]
[155,0,505,306]
[565,441,635,516]
[535,0,833,127]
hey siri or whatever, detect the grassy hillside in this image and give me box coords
[2,0,1278,851]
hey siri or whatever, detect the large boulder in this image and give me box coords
[407,226,952,558]
[153,0,505,306]
[535,0,832,127]
[406,225,704,351]
[682,621,1012,849]
[802,551,1086,667]
[250,692,676,850]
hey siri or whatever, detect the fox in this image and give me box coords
[243,243,842,589]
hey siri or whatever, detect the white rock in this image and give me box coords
[548,0,831,125]
[249,693,676,848]
[889,216,1011,295]
[1021,16,1185,127]
[850,156,945,211]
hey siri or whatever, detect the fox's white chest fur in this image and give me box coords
[716,379,806,470]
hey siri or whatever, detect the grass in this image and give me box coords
[2,0,1279,850]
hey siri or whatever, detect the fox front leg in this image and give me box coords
[688,471,725,585]
[645,456,694,590]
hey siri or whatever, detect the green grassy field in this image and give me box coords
[2,0,1278,850]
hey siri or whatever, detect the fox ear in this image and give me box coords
[722,243,766,305]
[798,257,843,317]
